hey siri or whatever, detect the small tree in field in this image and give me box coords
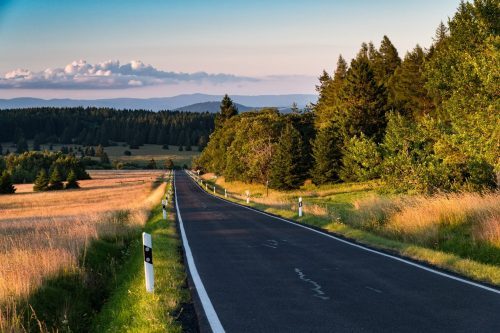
[165,159,174,170]
[65,169,80,189]
[49,167,64,190]
[0,171,16,194]
[33,169,49,192]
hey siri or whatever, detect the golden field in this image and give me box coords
[0,170,166,308]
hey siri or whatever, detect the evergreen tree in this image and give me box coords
[372,35,401,86]
[178,145,184,151]
[0,143,3,155]
[388,45,434,118]
[165,159,174,170]
[185,145,192,151]
[0,171,16,194]
[33,169,49,192]
[336,49,388,142]
[100,152,110,164]
[215,94,238,128]
[314,56,348,129]
[65,169,80,189]
[95,145,104,157]
[16,137,28,154]
[147,158,157,169]
[269,124,306,190]
[49,167,64,190]
[311,125,342,185]
[162,144,169,150]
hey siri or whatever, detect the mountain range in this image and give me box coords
[0,93,317,112]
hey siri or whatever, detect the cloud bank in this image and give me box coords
[0,60,259,89]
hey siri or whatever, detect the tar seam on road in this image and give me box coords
[174,172,226,333]
[186,171,500,295]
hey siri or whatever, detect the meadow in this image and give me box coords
[1,142,200,167]
[0,170,167,331]
[198,173,500,285]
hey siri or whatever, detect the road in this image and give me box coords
[173,171,500,333]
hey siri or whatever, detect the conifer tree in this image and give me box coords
[0,171,16,194]
[49,167,64,190]
[147,158,157,169]
[33,169,49,192]
[100,152,110,164]
[33,135,41,151]
[269,124,306,190]
[65,169,80,189]
[215,94,238,128]
[311,125,342,185]
[336,49,388,142]
[372,35,401,86]
[0,143,3,155]
[165,159,174,170]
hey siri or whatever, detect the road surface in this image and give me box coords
[174,171,500,333]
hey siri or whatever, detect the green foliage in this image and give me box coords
[0,170,16,194]
[100,152,110,164]
[340,134,382,182]
[65,169,80,189]
[311,125,342,185]
[33,169,49,192]
[269,123,307,190]
[49,166,64,190]
[147,158,157,169]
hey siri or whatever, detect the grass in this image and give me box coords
[92,178,194,332]
[1,142,200,167]
[195,172,500,286]
[0,170,167,331]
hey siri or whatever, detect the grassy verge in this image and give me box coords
[91,181,195,332]
[194,173,500,287]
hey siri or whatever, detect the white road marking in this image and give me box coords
[174,172,225,333]
[295,268,330,300]
[185,171,500,295]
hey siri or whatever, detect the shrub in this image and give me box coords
[33,169,49,192]
[340,134,382,182]
[0,171,16,194]
[65,169,80,189]
[123,150,132,156]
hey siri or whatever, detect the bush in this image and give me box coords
[178,146,184,151]
[123,150,132,156]
[0,171,16,194]
[65,169,80,189]
[161,144,169,150]
[340,134,382,182]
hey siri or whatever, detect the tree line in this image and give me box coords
[0,107,214,149]
[196,0,499,193]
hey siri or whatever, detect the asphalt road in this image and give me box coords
[174,171,500,333]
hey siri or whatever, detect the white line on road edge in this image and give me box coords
[174,172,226,333]
[184,171,500,295]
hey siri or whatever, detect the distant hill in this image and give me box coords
[0,93,317,111]
[175,101,254,113]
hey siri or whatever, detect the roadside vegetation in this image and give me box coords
[0,170,167,331]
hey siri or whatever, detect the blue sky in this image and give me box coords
[0,0,460,98]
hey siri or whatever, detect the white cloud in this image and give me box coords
[0,60,258,89]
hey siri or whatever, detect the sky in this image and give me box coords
[0,0,460,99]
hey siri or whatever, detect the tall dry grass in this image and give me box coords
[0,170,165,321]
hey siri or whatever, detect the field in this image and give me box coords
[1,142,200,167]
[0,170,167,331]
[198,173,500,285]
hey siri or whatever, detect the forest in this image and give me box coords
[196,0,499,194]
[0,107,214,148]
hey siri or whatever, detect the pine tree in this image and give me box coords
[215,94,238,128]
[49,167,64,190]
[100,152,110,164]
[65,169,80,189]
[269,124,306,190]
[147,158,157,169]
[178,145,184,151]
[336,49,388,142]
[0,171,16,194]
[33,169,49,192]
[372,35,401,86]
[95,144,104,157]
[0,143,3,155]
[165,159,174,170]
[33,135,41,151]
[311,125,342,185]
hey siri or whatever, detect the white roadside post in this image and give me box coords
[245,190,250,204]
[213,186,216,194]
[224,189,227,198]
[143,232,154,293]
[162,199,167,220]
[298,197,303,217]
